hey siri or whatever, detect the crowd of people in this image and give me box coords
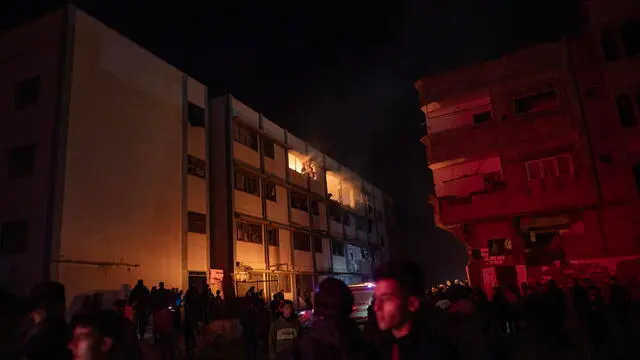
[2,263,640,360]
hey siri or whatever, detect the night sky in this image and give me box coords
[1,0,582,284]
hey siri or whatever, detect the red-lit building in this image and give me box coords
[415,0,640,294]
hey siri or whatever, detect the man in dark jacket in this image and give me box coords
[128,280,150,340]
[373,261,458,360]
[22,281,72,360]
[288,277,375,360]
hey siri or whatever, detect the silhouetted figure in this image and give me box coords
[22,281,72,360]
[241,302,260,360]
[128,280,150,340]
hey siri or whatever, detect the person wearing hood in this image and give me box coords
[373,261,458,360]
[285,277,375,360]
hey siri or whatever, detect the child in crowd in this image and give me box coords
[269,300,300,360]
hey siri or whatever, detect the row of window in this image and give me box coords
[469,89,559,127]
[237,170,378,219]
[236,220,351,256]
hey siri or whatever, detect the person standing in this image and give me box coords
[21,281,72,360]
[269,300,300,360]
[288,277,374,360]
[373,261,458,360]
[128,280,150,340]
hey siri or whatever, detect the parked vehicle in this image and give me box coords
[296,282,375,328]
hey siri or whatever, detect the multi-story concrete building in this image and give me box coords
[0,6,389,306]
[415,0,640,293]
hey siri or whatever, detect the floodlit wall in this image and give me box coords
[59,10,184,300]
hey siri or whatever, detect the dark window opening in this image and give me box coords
[187,102,205,127]
[265,182,277,202]
[514,90,558,114]
[237,221,262,244]
[380,236,385,247]
[473,111,492,124]
[311,200,320,216]
[633,163,640,198]
[329,204,341,223]
[8,144,35,180]
[601,28,621,61]
[267,228,279,246]
[291,191,308,212]
[14,76,41,109]
[234,171,260,196]
[188,212,207,234]
[187,155,206,178]
[332,240,345,257]
[616,94,638,128]
[0,220,29,254]
[313,236,323,253]
[343,214,351,226]
[293,232,310,251]
[263,139,275,159]
[487,238,512,256]
[621,20,640,57]
[367,219,373,234]
[356,217,364,231]
[233,124,258,151]
[524,231,564,267]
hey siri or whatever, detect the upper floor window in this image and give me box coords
[332,240,345,257]
[601,28,622,61]
[187,211,207,234]
[293,231,310,251]
[187,102,205,127]
[263,139,275,159]
[265,182,277,202]
[356,217,364,231]
[0,219,29,254]
[233,124,258,151]
[621,20,640,57]
[237,221,262,244]
[313,236,323,253]
[367,219,373,234]
[14,76,41,109]
[267,227,279,246]
[289,151,318,179]
[311,200,320,216]
[187,155,206,178]
[291,191,308,212]
[525,154,573,180]
[8,144,35,180]
[329,203,342,223]
[514,90,559,114]
[616,94,638,128]
[473,110,492,124]
[376,210,384,223]
[343,213,351,226]
[234,170,260,196]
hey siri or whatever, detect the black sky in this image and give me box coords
[1,0,581,284]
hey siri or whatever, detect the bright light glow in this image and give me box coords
[288,151,318,179]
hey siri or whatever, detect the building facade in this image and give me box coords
[415,0,640,294]
[0,6,389,306]
[208,94,388,303]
